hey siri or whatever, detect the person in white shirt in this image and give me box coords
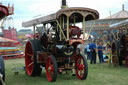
[86,43,91,60]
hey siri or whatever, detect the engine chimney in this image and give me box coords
[61,0,68,9]
[122,4,124,11]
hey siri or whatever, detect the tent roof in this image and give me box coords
[104,5,128,19]
[105,10,128,19]
[110,19,128,28]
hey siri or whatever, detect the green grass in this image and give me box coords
[4,58,128,85]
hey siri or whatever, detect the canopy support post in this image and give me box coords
[43,23,46,33]
[73,15,76,26]
[83,16,85,40]
[33,25,36,39]
[56,20,67,40]
[60,17,62,41]
[67,16,69,40]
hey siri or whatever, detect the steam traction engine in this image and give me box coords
[111,33,128,66]
[22,0,99,82]
[110,20,128,67]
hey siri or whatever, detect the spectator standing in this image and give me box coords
[97,42,104,63]
[89,42,97,64]
[86,43,91,60]
[77,44,85,54]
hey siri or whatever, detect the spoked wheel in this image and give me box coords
[25,40,42,76]
[75,54,88,80]
[0,56,5,85]
[46,55,57,82]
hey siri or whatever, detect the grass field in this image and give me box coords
[4,58,128,85]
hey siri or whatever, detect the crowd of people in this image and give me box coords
[85,41,105,64]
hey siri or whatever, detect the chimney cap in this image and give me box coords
[122,4,124,11]
[61,0,68,9]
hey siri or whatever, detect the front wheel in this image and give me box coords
[46,55,57,82]
[75,54,88,80]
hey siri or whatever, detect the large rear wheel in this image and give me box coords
[46,55,57,82]
[25,40,42,76]
[75,54,88,80]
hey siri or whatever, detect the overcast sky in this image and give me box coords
[1,0,128,31]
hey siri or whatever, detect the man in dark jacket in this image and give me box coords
[89,42,97,64]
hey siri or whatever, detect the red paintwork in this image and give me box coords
[7,4,14,15]
[25,41,34,76]
[0,4,9,19]
[3,53,24,60]
[3,28,18,41]
[75,55,86,80]
[46,56,54,82]
[37,52,50,63]
[69,26,81,38]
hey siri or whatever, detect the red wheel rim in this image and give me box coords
[75,55,85,79]
[46,57,54,82]
[25,41,34,76]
